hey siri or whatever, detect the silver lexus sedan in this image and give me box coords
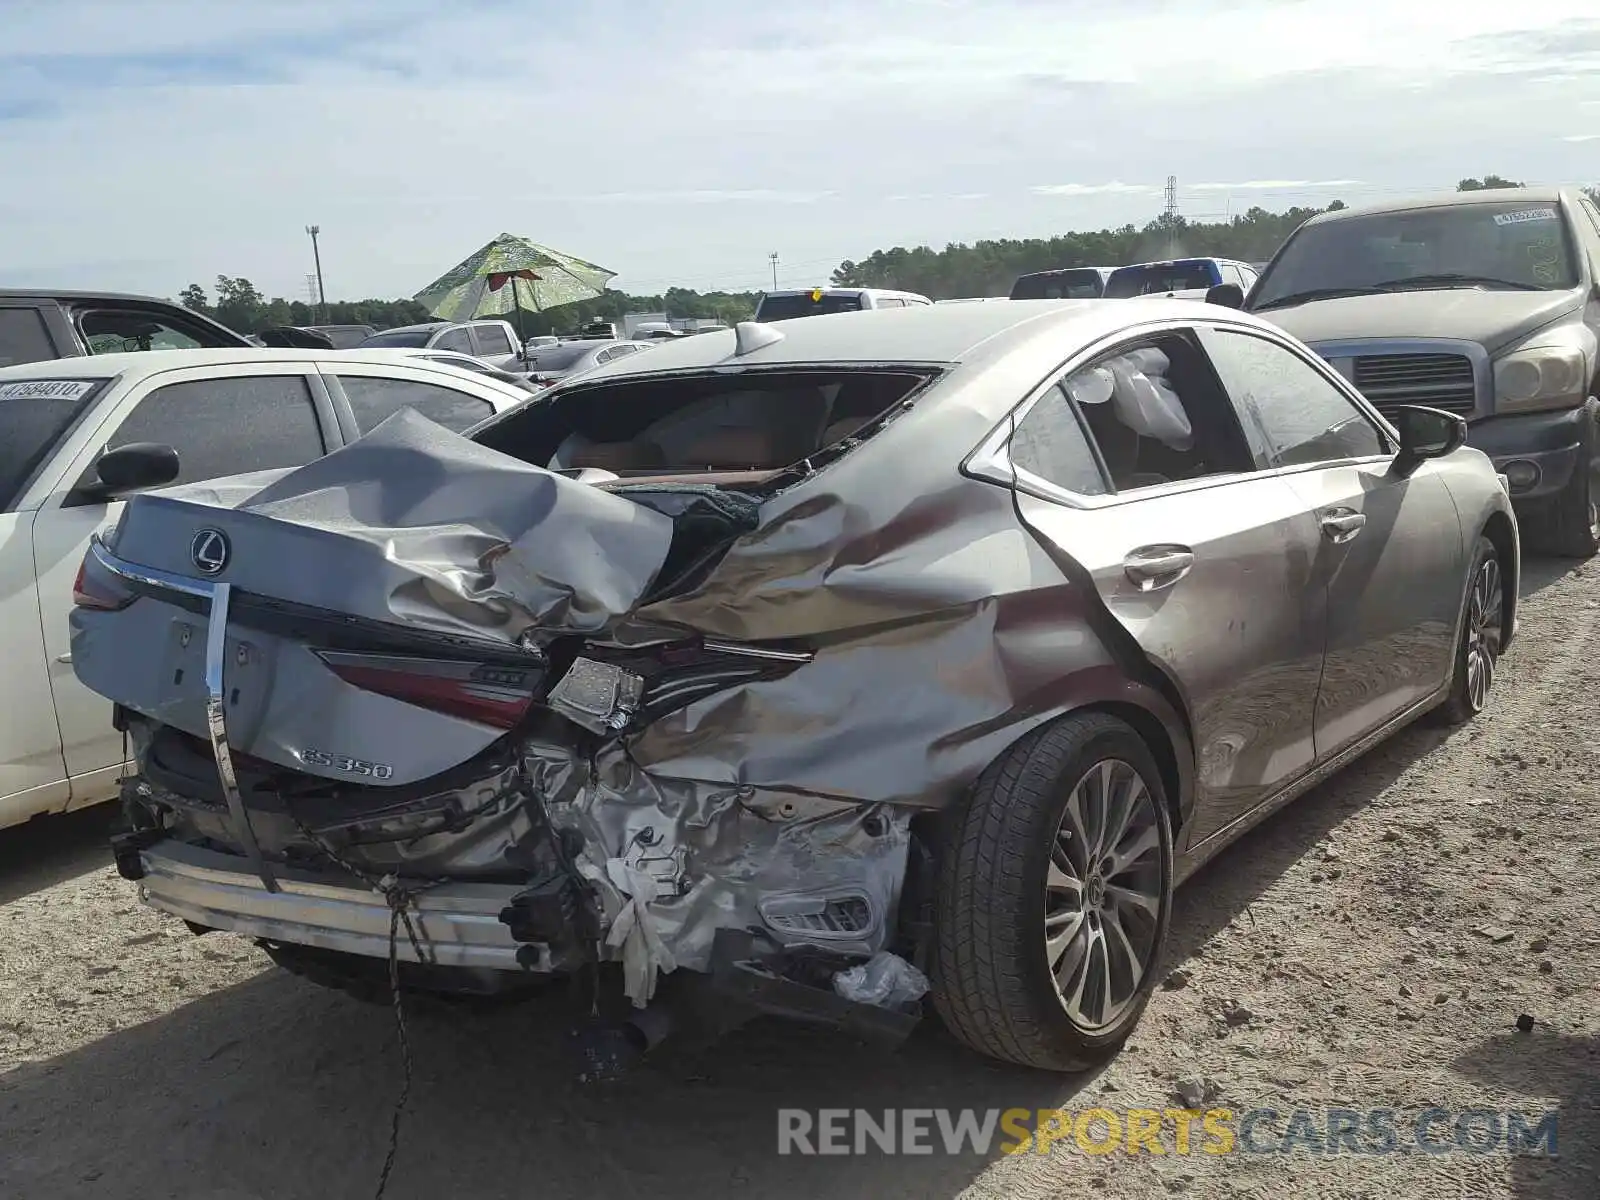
[70,299,1517,1072]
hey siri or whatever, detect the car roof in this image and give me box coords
[561,299,1286,379]
[0,347,524,384]
[0,288,197,305]
[1302,187,1571,226]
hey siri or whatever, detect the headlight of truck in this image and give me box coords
[1492,324,1596,414]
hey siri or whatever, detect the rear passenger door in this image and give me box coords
[986,323,1328,848]
[1197,324,1466,759]
[29,363,338,799]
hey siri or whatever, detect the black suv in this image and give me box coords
[0,290,253,368]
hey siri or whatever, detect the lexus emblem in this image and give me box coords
[190,528,231,575]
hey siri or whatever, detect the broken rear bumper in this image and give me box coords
[134,839,533,972]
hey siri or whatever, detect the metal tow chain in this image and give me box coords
[284,810,443,1200]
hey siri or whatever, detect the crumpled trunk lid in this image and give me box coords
[72,409,679,788]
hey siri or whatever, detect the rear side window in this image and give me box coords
[434,327,475,353]
[1,378,108,511]
[1011,270,1106,300]
[339,375,496,434]
[79,308,211,354]
[474,325,514,356]
[105,374,326,486]
[1009,386,1108,495]
[0,307,58,368]
[755,293,865,321]
[1105,263,1217,298]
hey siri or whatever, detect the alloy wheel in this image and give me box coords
[1044,758,1163,1030]
[1464,555,1504,713]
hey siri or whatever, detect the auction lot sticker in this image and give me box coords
[1493,209,1558,226]
[0,379,99,401]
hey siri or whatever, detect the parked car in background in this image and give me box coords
[1229,187,1600,557]
[523,337,651,385]
[72,302,1515,1074]
[382,348,543,394]
[1105,258,1260,300]
[1009,267,1117,300]
[753,287,932,321]
[308,324,377,348]
[1,290,252,367]
[357,319,526,372]
[525,335,560,352]
[0,348,530,832]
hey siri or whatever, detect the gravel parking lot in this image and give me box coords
[2,557,1596,1200]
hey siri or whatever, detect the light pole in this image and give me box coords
[305,225,326,321]
[768,251,779,290]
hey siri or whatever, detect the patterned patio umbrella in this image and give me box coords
[413,233,617,327]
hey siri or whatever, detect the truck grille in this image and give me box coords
[1351,353,1477,416]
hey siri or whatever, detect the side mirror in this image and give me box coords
[92,442,181,495]
[1389,405,1467,472]
[1205,283,1244,309]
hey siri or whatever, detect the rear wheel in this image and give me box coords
[1434,535,1505,726]
[930,712,1174,1072]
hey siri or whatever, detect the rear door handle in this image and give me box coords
[1122,545,1195,592]
[1320,507,1366,543]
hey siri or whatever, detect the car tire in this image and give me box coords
[930,712,1175,1072]
[1433,535,1506,726]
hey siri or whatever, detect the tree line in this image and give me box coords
[176,177,1600,334]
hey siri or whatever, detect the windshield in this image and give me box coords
[1252,201,1580,307]
[1104,263,1217,298]
[358,328,434,348]
[527,344,600,373]
[315,327,374,348]
[1010,269,1106,300]
[755,293,865,321]
[1,378,109,512]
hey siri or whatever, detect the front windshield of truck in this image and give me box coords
[1252,201,1580,308]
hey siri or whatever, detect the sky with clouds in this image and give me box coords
[2,0,1598,302]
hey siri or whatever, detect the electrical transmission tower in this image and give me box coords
[1163,175,1180,257]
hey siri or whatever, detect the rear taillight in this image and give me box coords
[72,558,134,611]
[315,651,537,730]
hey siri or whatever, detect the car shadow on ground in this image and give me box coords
[1517,553,1580,600]
[0,725,1457,1200]
[1452,1030,1600,1200]
[0,804,116,906]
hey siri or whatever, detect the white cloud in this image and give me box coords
[1,1,1597,300]
[1561,134,1600,142]
[1031,182,1160,197]
[1188,180,1364,190]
